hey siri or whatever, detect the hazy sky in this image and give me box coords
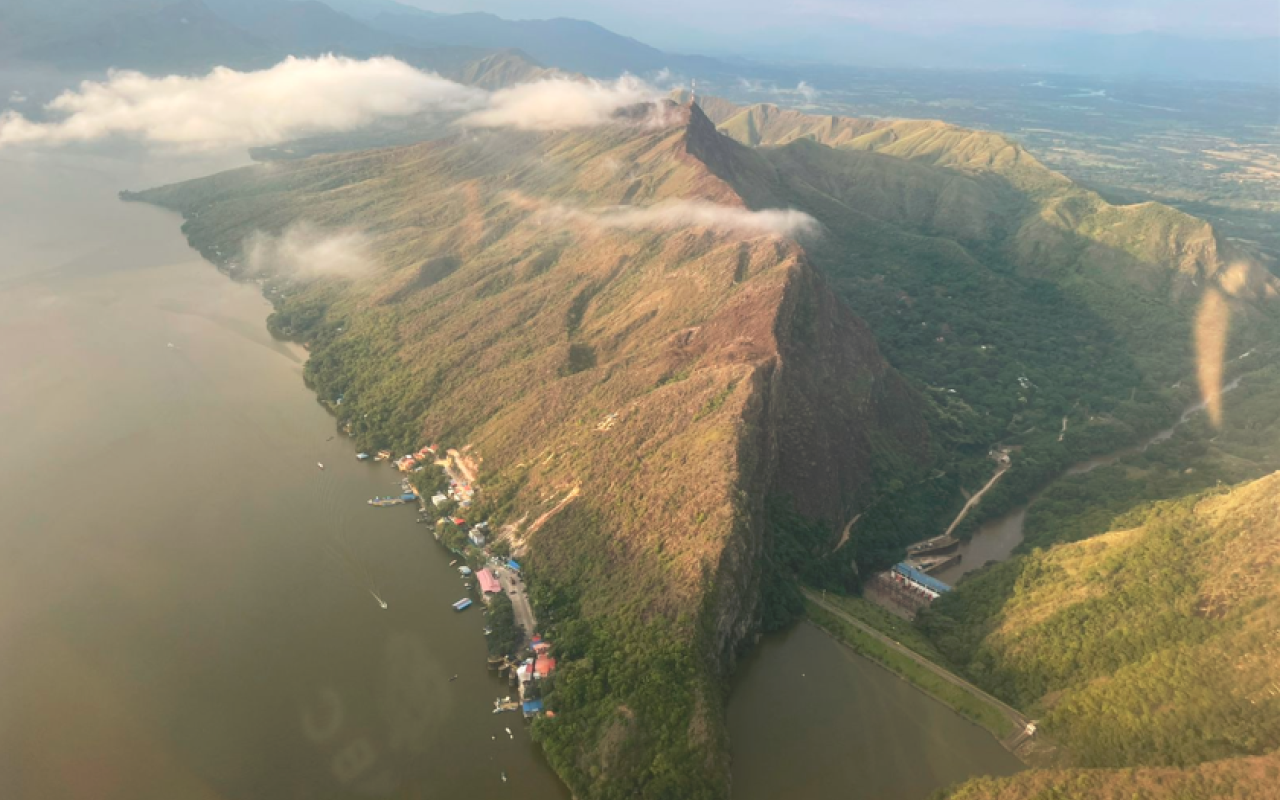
[409,0,1280,42]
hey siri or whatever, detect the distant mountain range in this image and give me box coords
[2,0,1273,84]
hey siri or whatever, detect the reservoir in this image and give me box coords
[728,624,1021,800]
[0,149,570,799]
[1,146,1017,799]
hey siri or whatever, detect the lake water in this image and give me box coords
[0,149,570,799]
[728,624,1022,800]
[0,146,1019,799]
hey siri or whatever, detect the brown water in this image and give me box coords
[1,144,1025,800]
[935,377,1243,585]
[0,150,570,800]
[728,624,1022,800]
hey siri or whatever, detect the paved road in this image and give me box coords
[495,565,536,643]
[803,589,1032,746]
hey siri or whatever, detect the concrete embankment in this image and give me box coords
[803,590,1051,763]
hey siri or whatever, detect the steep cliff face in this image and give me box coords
[130,101,931,798]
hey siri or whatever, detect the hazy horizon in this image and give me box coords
[403,0,1280,51]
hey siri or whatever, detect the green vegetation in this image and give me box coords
[918,474,1280,769]
[485,592,521,657]
[529,580,722,800]
[759,497,851,631]
[1018,361,1280,553]
[938,750,1280,800]
[821,593,949,664]
[703,99,1279,550]
[130,98,1279,798]
[805,600,1015,739]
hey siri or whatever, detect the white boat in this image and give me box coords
[317,462,325,470]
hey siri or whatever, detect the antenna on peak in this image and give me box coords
[690,79,697,107]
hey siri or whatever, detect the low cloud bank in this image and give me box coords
[0,58,674,149]
[529,198,819,237]
[0,56,484,149]
[460,76,662,131]
[738,78,822,103]
[245,222,374,280]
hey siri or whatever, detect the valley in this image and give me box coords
[4,2,1277,797]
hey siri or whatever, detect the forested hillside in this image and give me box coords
[128,102,932,798]
[920,472,1280,769]
[128,93,1280,796]
[689,95,1280,537]
[939,750,1280,800]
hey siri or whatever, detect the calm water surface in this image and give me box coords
[0,150,570,800]
[1,146,1023,800]
[729,624,1022,800]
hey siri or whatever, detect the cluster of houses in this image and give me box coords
[515,636,557,717]
[395,444,438,472]
[429,464,476,510]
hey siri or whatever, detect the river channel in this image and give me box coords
[1,145,1018,799]
[935,378,1241,586]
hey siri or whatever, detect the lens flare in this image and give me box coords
[1194,288,1230,428]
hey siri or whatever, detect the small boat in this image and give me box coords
[317,462,325,470]
[452,598,472,611]
[501,771,507,783]
[356,452,370,461]
[450,674,458,682]
[505,727,513,738]
[449,560,458,567]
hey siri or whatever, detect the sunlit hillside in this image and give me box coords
[924,471,1280,769]
[129,102,932,798]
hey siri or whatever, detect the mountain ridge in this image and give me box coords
[127,100,933,798]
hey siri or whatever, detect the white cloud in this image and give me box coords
[245,222,374,280]
[525,197,819,237]
[794,81,820,103]
[0,55,483,150]
[736,77,821,103]
[7,91,27,105]
[460,76,663,131]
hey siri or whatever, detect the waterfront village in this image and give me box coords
[352,431,983,725]
[358,444,557,720]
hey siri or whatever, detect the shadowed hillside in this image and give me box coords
[128,102,932,798]
[682,96,1280,538]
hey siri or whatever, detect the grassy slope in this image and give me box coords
[921,472,1280,770]
[128,105,931,799]
[939,750,1280,800]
